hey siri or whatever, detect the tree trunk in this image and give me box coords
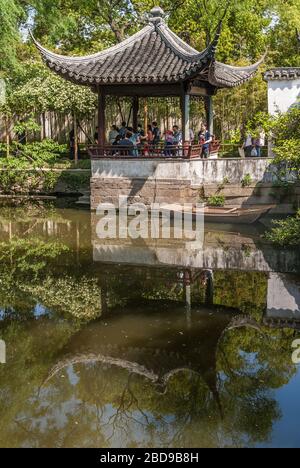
[5,116,10,158]
[74,113,78,166]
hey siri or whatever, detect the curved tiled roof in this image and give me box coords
[264,67,300,81]
[31,6,264,89]
[210,58,266,88]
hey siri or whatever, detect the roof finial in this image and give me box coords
[149,6,165,24]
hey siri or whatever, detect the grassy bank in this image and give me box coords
[0,140,91,194]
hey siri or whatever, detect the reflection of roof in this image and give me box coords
[264,67,300,81]
[42,307,237,404]
[263,317,300,330]
[31,7,264,89]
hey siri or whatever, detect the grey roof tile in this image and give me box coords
[264,68,300,81]
[31,7,264,89]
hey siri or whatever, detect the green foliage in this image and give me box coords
[0,0,24,73]
[13,117,41,137]
[207,195,226,207]
[6,62,97,117]
[0,140,90,193]
[60,171,91,190]
[0,139,70,193]
[271,109,300,178]
[246,111,274,135]
[265,210,300,246]
[19,139,67,164]
[217,177,230,192]
[247,108,300,179]
[0,238,68,276]
[2,139,67,163]
[228,129,242,145]
[241,173,252,187]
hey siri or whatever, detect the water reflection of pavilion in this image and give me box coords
[91,217,300,324]
[0,207,299,323]
[92,222,300,274]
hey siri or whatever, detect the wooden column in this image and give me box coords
[144,99,148,133]
[132,96,139,130]
[181,92,190,142]
[205,95,214,135]
[98,87,106,146]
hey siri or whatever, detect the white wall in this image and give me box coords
[92,158,278,185]
[268,78,300,115]
[92,242,300,273]
[267,273,300,319]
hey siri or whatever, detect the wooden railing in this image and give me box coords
[88,140,220,160]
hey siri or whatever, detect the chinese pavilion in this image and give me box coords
[32,6,264,146]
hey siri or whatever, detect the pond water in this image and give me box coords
[0,201,299,448]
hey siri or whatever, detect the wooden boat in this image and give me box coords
[155,204,275,225]
[202,205,275,224]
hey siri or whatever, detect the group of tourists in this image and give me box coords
[94,121,213,158]
[242,129,266,157]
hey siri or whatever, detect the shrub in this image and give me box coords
[265,211,300,247]
[241,174,252,187]
[207,195,225,207]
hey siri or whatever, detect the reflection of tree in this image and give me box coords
[0,238,68,320]
[0,319,80,447]
[1,313,299,447]
[216,324,297,446]
[191,270,268,320]
[24,276,101,321]
[0,236,101,322]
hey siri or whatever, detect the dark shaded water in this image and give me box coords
[0,202,300,448]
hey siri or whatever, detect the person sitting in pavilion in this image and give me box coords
[139,125,154,156]
[127,127,140,156]
[173,126,183,145]
[118,131,134,156]
[164,130,175,156]
[108,125,119,145]
[142,125,153,144]
[119,121,128,138]
[137,124,145,138]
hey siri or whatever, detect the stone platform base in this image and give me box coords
[90,158,298,213]
[91,177,199,210]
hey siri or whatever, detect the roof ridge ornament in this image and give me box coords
[149,6,165,25]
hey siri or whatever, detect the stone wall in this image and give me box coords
[91,177,198,208]
[91,158,297,211]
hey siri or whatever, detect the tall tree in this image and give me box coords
[0,0,25,73]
